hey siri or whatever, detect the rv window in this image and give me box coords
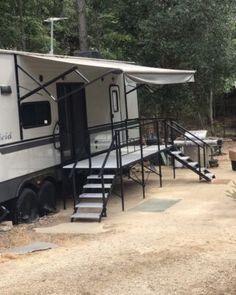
[112,90,119,112]
[21,101,51,129]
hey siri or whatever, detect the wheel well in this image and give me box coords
[42,176,57,186]
[16,181,38,198]
[16,175,58,199]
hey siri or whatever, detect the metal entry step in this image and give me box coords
[71,212,101,221]
[83,183,112,189]
[87,174,115,180]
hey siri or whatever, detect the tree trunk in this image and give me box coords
[19,0,26,51]
[77,0,88,51]
[209,88,214,133]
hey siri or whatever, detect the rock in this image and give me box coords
[0,221,13,232]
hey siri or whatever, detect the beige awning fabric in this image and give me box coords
[0,49,196,85]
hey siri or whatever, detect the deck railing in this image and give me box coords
[65,117,213,213]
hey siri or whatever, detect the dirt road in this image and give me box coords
[1,144,236,294]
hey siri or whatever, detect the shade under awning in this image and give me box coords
[0,49,196,85]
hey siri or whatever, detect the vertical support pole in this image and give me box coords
[88,130,92,174]
[125,119,129,153]
[172,155,176,179]
[164,119,168,148]
[101,173,107,217]
[50,20,54,54]
[156,120,162,187]
[203,145,206,168]
[198,145,201,181]
[139,120,145,199]
[62,171,67,210]
[115,131,119,170]
[170,121,176,179]
[117,131,125,211]
[72,171,77,211]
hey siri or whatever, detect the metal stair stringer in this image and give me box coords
[71,172,116,222]
[167,148,215,182]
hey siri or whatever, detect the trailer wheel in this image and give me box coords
[38,181,57,216]
[16,188,39,223]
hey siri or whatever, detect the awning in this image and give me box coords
[0,50,195,85]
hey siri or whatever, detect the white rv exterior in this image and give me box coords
[0,51,139,221]
[0,50,194,222]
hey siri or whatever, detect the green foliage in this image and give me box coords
[0,0,236,129]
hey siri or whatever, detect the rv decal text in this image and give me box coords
[0,132,12,142]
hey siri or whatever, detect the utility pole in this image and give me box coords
[44,17,68,54]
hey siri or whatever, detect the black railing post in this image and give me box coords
[101,173,106,217]
[164,119,168,148]
[170,120,176,179]
[72,171,77,211]
[117,131,125,211]
[170,120,174,146]
[115,131,119,170]
[139,119,145,199]
[203,144,206,168]
[125,119,129,153]
[198,145,201,181]
[87,130,92,174]
[156,119,162,187]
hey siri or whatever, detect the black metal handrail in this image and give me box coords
[165,121,206,174]
[98,134,117,178]
[67,117,165,215]
[172,121,214,160]
[166,123,204,148]
[98,134,118,216]
[67,134,92,209]
[172,121,211,148]
[88,118,138,134]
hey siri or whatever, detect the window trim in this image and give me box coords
[20,100,52,129]
[112,89,119,112]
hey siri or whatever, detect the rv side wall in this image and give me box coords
[0,55,61,204]
[0,54,21,145]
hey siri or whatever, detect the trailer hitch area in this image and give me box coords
[0,205,9,222]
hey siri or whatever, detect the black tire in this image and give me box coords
[16,188,39,223]
[38,181,57,216]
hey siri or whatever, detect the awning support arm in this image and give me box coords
[19,66,78,101]
[56,69,123,102]
[74,69,90,83]
[125,84,145,95]
[18,65,56,101]
[19,85,43,96]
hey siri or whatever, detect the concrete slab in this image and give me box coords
[3,242,58,255]
[129,198,181,212]
[34,222,110,234]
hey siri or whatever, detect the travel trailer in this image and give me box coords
[0,50,212,224]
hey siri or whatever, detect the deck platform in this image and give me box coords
[63,145,167,170]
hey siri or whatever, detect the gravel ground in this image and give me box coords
[1,142,236,294]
